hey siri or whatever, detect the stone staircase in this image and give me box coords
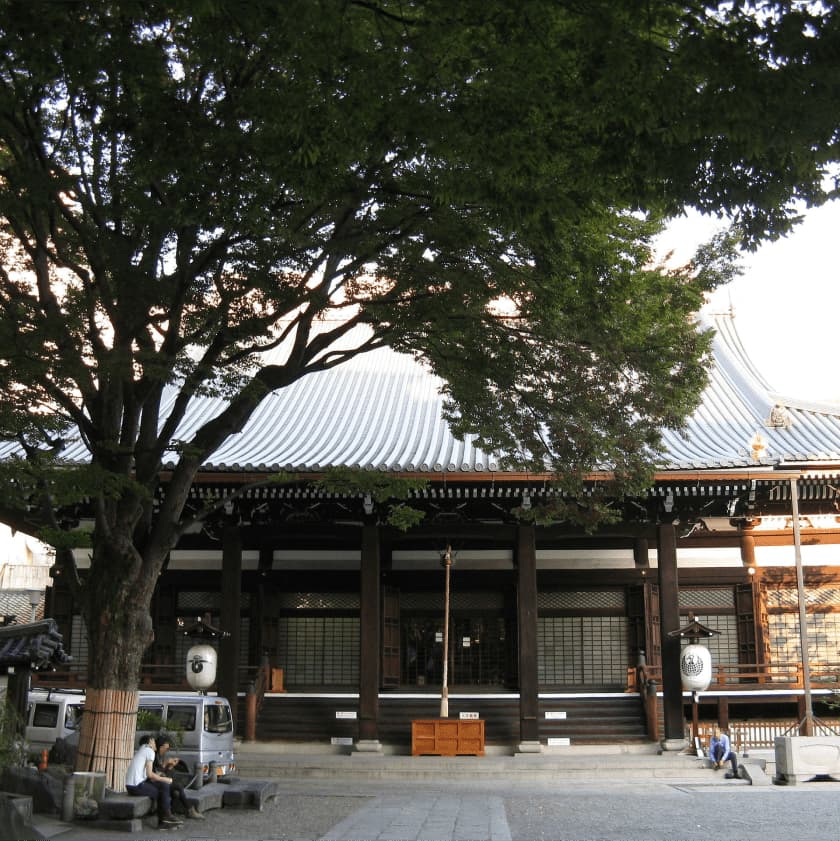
[234,742,768,786]
[254,692,649,747]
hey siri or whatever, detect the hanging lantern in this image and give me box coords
[680,643,712,691]
[186,644,217,691]
[669,616,719,692]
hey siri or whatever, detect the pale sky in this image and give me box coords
[658,200,840,404]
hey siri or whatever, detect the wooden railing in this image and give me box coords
[696,718,840,752]
[627,661,840,692]
[31,661,271,695]
[628,660,840,744]
[634,663,660,742]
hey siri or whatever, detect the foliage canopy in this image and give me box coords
[0,0,837,690]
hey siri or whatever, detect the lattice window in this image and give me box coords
[273,616,360,686]
[765,587,840,610]
[178,591,251,610]
[680,613,739,664]
[69,614,88,674]
[400,592,505,611]
[537,616,629,686]
[401,615,512,687]
[274,592,360,610]
[679,588,735,609]
[768,613,840,662]
[538,590,625,611]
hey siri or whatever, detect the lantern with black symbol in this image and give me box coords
[186,644,217,691]
[669,616,720,692]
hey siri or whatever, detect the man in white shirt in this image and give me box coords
[125,735,182,828]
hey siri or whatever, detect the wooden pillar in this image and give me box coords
[5,665,30,735]
[516,524,540,750]
[657,523,684,747]
[633,536,649,570]
[718,696,729,730]
[219,526,242,730]
[357,523,381,749]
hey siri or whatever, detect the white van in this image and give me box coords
[25,688,86,754]
[25,689,235,780]
[136,692,236,780]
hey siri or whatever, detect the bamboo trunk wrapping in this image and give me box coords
[75,688,139,791]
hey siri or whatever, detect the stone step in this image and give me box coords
[234,746,750,784]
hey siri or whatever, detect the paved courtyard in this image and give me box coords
[32,773,840,841]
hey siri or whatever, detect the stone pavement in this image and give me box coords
[320,792,512,841]
[28,743,780,841]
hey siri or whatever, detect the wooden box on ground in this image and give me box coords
[411,719,485,756]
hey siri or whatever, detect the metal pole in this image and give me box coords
[790,477,814,735]
[440,545,452,718]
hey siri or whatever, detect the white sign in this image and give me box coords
[545,711,567,720]
[460,711,479,720]
[547,737,571,747]
[335,711,357,720]
[462,637,471,647]
[435,631,443,642]
[331,737,353,746]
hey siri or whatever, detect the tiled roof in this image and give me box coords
[1,309,839,475]
[660,310,840,469]
[0,618,70,668]
[0,590,44,624]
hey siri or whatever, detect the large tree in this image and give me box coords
[0,0,838,785]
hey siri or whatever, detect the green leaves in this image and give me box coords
[316,467,427,530]
[0,0,836,541]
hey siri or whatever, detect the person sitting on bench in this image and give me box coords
[125,734,182,828]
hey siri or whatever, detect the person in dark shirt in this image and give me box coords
[154,734,205,820]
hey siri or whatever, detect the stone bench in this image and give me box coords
[92,793,155,832]
[220,779,279,811]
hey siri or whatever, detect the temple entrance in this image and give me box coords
[401,613,515,688]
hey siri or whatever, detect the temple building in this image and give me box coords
[33,307,840,750]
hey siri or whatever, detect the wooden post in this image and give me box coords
[790,477,814,736]
[245,684,256,742]
[358,523,381,745]
[658,522,685,747]
[219,525,242,730]
[440,545,453,718]
[517,524,540,748]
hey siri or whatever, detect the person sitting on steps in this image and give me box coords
[709,725,739,779]
[125,734,182,828]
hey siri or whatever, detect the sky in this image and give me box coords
[657,199,840,404]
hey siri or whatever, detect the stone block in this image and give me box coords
[99,794,154,819]
[774,735,840,785]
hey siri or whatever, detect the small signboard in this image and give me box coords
[331,737,353,746]
[335,711,357,720]
[462,637,471,647]
[460,711,479,720]
[547,737,571,747]
[545,711,567,720]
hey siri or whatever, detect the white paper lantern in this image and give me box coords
[680,643,712,691]
[186,644,217,690]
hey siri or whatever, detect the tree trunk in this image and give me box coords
[75,688,139,791]
[73,535,162,790]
